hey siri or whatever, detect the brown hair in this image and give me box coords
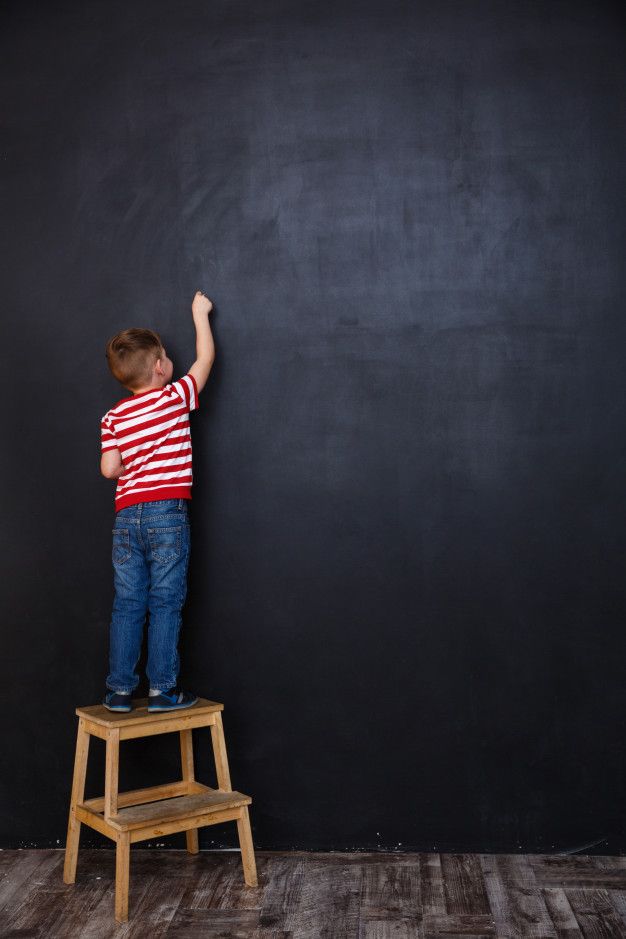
[105,328,163,391]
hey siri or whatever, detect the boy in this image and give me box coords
[100,291,214,712]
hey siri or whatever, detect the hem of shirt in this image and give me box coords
[115,487,192,512]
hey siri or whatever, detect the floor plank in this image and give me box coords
[0,850,63,911]
[420,854,446,917]
[441,855,491,916]
[280,853,362,938]
[540,887,583,939]
[165,907,261,937]
[479,854,558,938]
[565,887,626,939]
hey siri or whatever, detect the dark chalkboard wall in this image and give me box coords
[2,0,625,853]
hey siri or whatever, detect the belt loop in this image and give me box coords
[178,498,183,510]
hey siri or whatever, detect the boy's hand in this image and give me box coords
[192,291,213,317]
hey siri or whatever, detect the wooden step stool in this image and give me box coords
[63,698,257,923]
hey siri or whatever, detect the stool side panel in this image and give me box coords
[75,804,118,842]
[119,712,216,739]
[129,806,245,843]
[81,720,108,740]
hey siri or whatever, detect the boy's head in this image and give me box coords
[105,328,173,392]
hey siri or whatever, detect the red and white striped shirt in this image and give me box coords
[101,374,199,512]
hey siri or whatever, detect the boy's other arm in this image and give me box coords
[101,448,126,479]
[187,291,215,394]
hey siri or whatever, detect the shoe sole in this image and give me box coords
[103,702,132,712]
[148,699,198,712]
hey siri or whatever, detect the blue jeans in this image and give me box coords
[106,499,191,693]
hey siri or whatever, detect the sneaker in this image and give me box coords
[103,690,133,712]
[147,688,198,712]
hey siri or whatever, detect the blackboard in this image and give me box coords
[1,0,625,852]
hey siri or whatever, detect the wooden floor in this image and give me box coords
[2,849,626,937]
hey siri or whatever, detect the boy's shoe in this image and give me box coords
[103,690,133,712]
[147,688,199,712]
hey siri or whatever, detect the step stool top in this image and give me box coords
[75,697,223,727]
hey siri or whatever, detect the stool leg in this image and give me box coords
[236,805,258,886]
[115,832,130,923]
[180,729,199,854]
[104,727,120,819]
[210,711,232,791]
[63,718,90,884]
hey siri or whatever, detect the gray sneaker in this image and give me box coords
[103,690,133,712]
[147,688,198,712]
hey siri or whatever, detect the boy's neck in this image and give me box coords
[130,379,166,396]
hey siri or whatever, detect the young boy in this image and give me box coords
[100,291,214,712]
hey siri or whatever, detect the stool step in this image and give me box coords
[90,786,252,832]
[76,697,223,728]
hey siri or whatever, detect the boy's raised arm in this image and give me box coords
[187,291,215,394]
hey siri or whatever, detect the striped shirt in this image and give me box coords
[100,374,199,512]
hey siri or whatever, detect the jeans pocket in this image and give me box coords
[148,526,182,562]
[112,528,131,565]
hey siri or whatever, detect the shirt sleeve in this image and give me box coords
[100,414,119,452]
[169,373,200,412]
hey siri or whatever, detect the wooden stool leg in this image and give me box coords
[236,805,258,886]
[104,727,120,819]
[115,832,130,923]
[210,711,232,791]
[63,718,90,884]
[180,729,199,854]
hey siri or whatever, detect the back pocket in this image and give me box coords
[112,528,131,565]
[148,526,182,563]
